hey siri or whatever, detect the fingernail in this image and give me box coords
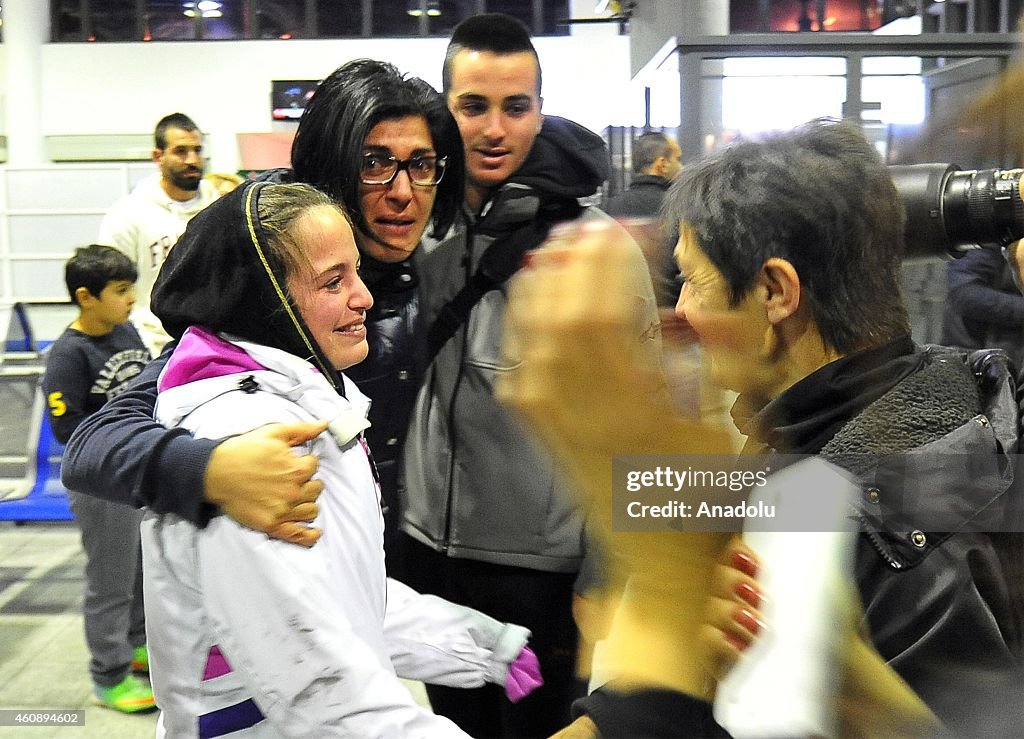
[733,608,765,636]
[734,582,762,609]
[730,550,759,578]
[724,632,748,652]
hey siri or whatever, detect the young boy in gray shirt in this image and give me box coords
[42,245,153,713]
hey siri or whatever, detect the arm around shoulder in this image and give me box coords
[61,350,216,523]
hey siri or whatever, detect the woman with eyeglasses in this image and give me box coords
[290,59,464,580]
[63,59,465,579]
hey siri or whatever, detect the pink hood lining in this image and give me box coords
[159,326,266,392]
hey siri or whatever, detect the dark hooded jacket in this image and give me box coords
[739,338,1023,731]
[151,179,344,392]
[574,340,1024,737]
[401,116,660,586]
[603,173,671,219]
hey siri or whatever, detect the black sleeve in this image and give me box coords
[42,341,91,446]
[61,344,218,525]
[947,248,1024,328]
[572,684,730,738]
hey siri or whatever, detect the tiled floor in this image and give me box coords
[0,521,431,738]
[0,521,158,739]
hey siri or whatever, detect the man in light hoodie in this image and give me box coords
[99,112,220,357]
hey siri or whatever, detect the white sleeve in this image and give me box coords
[198,519,469,738]
[383,577,531,688]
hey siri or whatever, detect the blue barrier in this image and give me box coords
[0,301,74,522]
[0,392,73,522]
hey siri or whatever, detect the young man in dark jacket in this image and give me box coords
[398,13,661,738]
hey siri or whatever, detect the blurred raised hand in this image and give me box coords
[498,220,735,697]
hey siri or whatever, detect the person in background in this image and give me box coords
[399,13,662,738]
[604,130,682,220]
[42,245,154,713]
[942,245,1024,370]
[99,112,219,357]
[605,130,685,307]
[59,60,464,575]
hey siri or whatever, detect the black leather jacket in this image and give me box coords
[345,251,420,569]
[741,340,1022,731]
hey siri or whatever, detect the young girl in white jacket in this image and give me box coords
[142,181,539,738]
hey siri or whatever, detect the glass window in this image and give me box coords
[315,0,364,37]
[93,0,140,41]
[49,0,569,40]
[715,57,848,139]
[147,0,199,41]
[255,0,306,39]
[53,0,86,41]
[373,0,422,36]
[540,0,569,35]
[484,0,536,32]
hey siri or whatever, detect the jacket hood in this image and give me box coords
[509,115,609,200]
[151,179,345,393]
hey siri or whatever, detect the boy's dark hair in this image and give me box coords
[155,113,200,150]
[442,13,541,96]
[65,245,137,305]
[291,59,464,242]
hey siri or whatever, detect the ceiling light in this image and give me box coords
[183,1,222,17]
[407,0,441,17]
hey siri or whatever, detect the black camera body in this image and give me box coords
[890,164,1024,257]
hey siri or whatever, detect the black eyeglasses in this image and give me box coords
[360,154,447,186]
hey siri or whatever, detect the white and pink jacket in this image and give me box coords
[143,327,530,738]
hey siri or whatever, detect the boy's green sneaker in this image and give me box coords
[131,645,149,674]
[94,675,156,713]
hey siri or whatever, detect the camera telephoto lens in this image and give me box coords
[890,163,1024,257]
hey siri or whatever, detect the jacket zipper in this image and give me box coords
[440,223,476,553]
[857,508,904,570]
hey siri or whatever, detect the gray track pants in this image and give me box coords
[67,490,146,688]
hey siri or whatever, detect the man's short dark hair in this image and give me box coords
[442,13,542,96]
[65,244,137,305]
[633,132,674,174]
[155,113,200,150]
[290,59,465,241]
[663,118,910,354]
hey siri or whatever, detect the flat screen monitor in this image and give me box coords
[271,79,320,121]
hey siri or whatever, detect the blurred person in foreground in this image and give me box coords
[499,118,1022,736]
